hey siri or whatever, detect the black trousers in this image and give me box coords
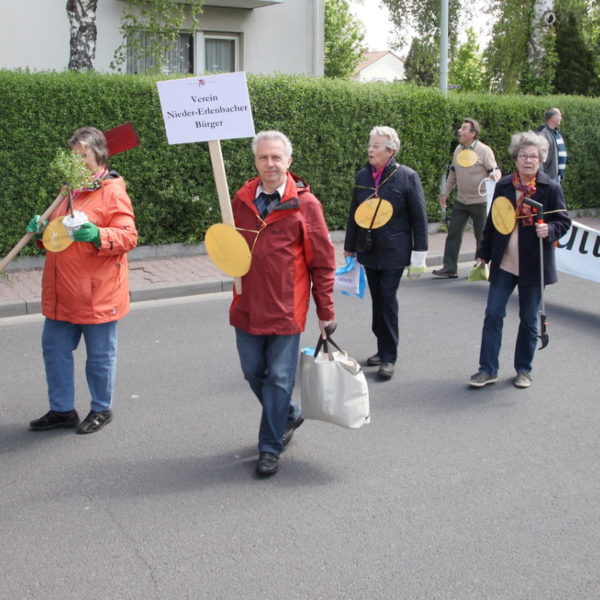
[365,266,404,364]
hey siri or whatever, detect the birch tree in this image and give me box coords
[67,0,98,71]
[66,0,203,74]
[484,0,557,93]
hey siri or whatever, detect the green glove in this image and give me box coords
[26,215,48,238]
[72,222,101,247]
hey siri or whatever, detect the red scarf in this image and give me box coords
[512,172,537,226]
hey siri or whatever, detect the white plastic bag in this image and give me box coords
[479,178,497,214]
[300,336,370,429]
[334,256,366,298]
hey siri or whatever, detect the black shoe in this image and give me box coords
[366,354,381,366]
[256,452,279,476]
[29,410,80,431]
[432,268,458,278]
[282,417,304,448]
[76,410,112,434]
[378,362,394,380]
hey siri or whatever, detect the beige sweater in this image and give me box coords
[443,140,499,205]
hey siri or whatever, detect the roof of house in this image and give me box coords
[355,50,404,74]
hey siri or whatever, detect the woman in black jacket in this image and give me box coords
[344,126,428,380]
[469,131,571,389]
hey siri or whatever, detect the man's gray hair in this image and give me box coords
[369,126,401,155]
[544,107,561,122]
[463,118,481,138]
[508,130,549,163]
[68,126,109,167]
[252,130,293,157]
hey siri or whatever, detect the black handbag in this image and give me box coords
[355,227,373,252]
[355,196,383,252]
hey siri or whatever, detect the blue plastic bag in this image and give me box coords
[334,256,366,299]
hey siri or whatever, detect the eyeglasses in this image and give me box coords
[517,153,539,161]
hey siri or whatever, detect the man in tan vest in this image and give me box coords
[433,118,501,278]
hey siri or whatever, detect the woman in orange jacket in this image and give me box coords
[28,127,137,434]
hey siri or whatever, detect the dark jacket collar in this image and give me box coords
[363,158,399,178]
[535,169,553,185]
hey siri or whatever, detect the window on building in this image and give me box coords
[127,32,194,75]
[202,34,240,73]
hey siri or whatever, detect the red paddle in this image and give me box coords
[104,122,140,157]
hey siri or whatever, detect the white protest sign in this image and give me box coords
[557,220,600,283]
[156,72,256,295]
[156,72,255,144]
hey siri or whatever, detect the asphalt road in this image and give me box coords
[1,270,599,600]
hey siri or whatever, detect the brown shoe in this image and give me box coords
[432,268,458,278]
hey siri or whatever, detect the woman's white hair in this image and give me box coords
[252,130,293,157]
[508,130,549,163]
[369,126,401,155]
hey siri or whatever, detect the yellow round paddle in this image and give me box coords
[42,216,74,253]
[354,198,394,229]
[456,149,478,168]
[205,223,252,277]
[491,196,517,235]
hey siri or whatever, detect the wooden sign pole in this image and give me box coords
[208,139,242,294]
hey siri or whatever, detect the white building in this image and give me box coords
[0,0,324,76]
[354,50,405,83]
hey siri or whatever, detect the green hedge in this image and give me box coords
[0,71,597,256]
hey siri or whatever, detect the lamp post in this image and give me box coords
[440,0,448,95]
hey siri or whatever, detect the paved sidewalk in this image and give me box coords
[1,217,598,319]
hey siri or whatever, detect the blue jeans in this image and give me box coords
[42,318,118,413]
[365,267,404,364]
[235,329,301,455]
[478,269,542,376]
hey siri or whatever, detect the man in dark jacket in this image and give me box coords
[230,130,336,477]
[538,108,567,183]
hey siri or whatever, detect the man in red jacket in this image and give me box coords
[230,130,336,477]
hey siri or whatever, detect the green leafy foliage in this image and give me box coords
[404,38,439,86]
[553,8,600,95]
[449,29,485,92]
[324,0,366,78]
[48,149,94,190]
[381,0,461,48]
[111,0,203,73]
[0,70,598,257]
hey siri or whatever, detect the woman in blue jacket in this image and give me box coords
[344,126,428,380]
[470,131,571,389]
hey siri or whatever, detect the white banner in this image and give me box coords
[156,72,255,144]
[556,220,600,283]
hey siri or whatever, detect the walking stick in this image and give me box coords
[523,198,549,349]
[0,123,140,273]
